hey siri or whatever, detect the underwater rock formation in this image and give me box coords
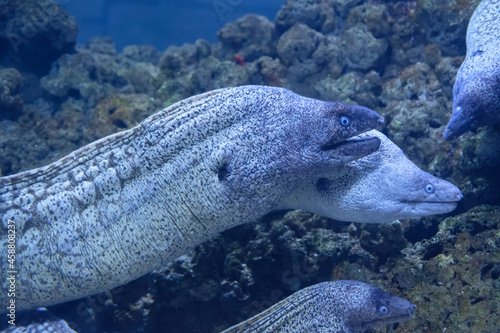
[0,0,77,76]
[0,68,23,119]
[217,14,276,62]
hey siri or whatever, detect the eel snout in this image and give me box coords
[387,296,417,322]
[443,106,472,141]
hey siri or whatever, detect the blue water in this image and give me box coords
[59,0,284,50]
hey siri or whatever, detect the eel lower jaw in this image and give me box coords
[443,107,472,141]
[367,313,414,330]
[402,201,459,214]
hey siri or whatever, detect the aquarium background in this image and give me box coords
[59,0,283,50]
[1,0,500,332]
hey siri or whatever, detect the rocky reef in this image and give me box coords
[1,0,499,332]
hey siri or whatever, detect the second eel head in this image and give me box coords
[444,66,500,141]
[279,130,462,223]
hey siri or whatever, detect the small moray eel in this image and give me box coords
[443,0,500,140]
[1,281,415,333]
[221,280,416,333]
[281,130,463,223]
[0,85,384,311]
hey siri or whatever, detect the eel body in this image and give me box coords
[281,130,463,223]
[221,280,416,333]
[443,0,500,140]
[2,281,414,333]
[0,85,384,311]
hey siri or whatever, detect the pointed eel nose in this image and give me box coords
[408,304,417,317]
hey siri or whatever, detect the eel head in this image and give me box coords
[444,69,500,141]
[278,130,463,223]
[348,284,416,332]
[307,102,385,169]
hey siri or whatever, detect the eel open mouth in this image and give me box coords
[443,107,472,141]
[323,136,381,157]
[404,201,459,215]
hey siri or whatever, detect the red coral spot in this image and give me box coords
[235,54,245,66]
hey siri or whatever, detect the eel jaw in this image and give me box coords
[443,107,472,141]
[402,200,460,216]
[323,136,381,164]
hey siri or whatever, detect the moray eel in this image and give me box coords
[3,281,414,333]
[221,280,416,333]
[0,85,384,311]
[281,130,462,223]
[443,0,500,140]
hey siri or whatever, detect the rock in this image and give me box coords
[358,221,407,255]
[0,68,23,118]
[417,0,480,56]
[191,56,248,92]
[277,23,325,90]
[424,44,442,68]
[315,70,382,108]
[85,93,158,141]
[275,0,334,33]
[346,3,390,37]
[277,23,323,66]
[340,24,388,71]
[119,62,163,95]
[434,56,463,97]
[395,205,500,332]
[0,0,78,76]
[40,52,100,98]
[381,63,451,161]
[332,0,364,17]
[40,38,124,108]
[120,45,160,66]
[246,56,287,87]
[160,43,199,71]
[217,14,276,61]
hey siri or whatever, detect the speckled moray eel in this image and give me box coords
[281,130,463,223]
[0,85,384,311]
[221,280,416,333]
[443,0,500,140]
[1,281,414,333]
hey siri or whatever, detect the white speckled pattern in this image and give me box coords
[0,85,383,311]
[221,280,415,333]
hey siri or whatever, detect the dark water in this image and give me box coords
[60,0,283,50]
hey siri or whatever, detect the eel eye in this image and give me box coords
[425,184,435,194]
[340,116,351,127]
[379,306,389,315]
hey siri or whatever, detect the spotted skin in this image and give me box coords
[281,130,463,223]
[221,280,416,333]
[443,0,500,140]
[0,85,383,311]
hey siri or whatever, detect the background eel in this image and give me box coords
[281,130,463,223]
[3,280,415,333]
[0,85,383,311]
[443,0,500,140]
[221,280,416,333]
